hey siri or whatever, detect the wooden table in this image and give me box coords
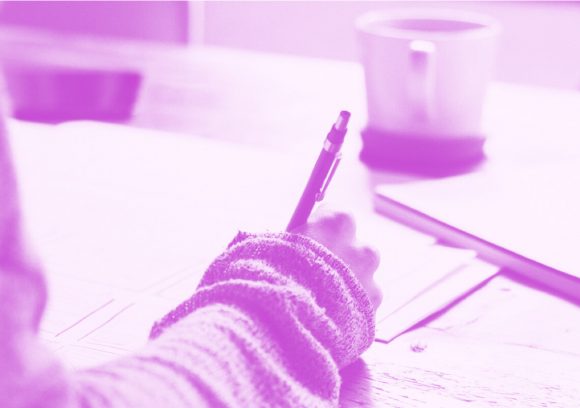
[6,37,580,406]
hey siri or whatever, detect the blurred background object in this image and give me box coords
[0,1,190,43]
[0,1,191,122]
[1,1,578,90]
[0,1,577,125]
[355,9,500,174]
[199,1,580,90]
[2,63,142,122]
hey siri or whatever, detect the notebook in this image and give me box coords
[375,160,580,300]
[8,120,496,366]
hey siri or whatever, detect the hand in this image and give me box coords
[292,210,383,311]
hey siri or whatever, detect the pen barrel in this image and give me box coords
[286,148,337,231]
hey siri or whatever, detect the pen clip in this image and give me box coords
[315,154,341,202]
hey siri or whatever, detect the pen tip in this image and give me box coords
[334,111,351,131]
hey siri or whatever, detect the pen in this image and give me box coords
[286,111,350,231]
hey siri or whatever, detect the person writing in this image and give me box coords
[0,113,382,407]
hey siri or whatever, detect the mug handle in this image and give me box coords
[408,40,436,121]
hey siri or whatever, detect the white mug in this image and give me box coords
[356,9,500,138]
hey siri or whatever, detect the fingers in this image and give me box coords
[309,210,356,242]
[292,209,383,311]
[367,283,383,311]
[296,210,379,275]
[348,245,380,276]
[344,245,383,310]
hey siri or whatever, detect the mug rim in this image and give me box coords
[355,9,501,41]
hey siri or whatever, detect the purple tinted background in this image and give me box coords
[0,1,579,407]
[0,1,189,43]
[200,1,580,90]
[1,2,579,89]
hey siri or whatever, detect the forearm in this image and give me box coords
[4,232,375,407]
[76,303,335,408]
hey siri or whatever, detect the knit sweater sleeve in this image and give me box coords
[74,232,375,407]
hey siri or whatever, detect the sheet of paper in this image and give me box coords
[376,259,499,342]
[8,120,497,366]
[376,246,477,318]
[8,119,313,367]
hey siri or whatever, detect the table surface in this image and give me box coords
[5,37,580,406]
[135,46,580,408]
